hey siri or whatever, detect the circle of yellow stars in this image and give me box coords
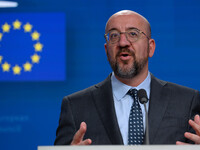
[0,20,44,75]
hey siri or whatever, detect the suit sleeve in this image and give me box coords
[54,97,76,145]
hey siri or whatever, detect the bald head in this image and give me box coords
[105,10,151,38]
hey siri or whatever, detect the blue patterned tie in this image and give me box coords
[128,89,144,145]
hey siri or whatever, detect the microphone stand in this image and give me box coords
[144,103,149,145]
[138,89,150,145]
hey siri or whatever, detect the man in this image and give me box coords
[54,10,200,145]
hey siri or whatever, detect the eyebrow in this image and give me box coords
[128,27,140,31]
[107,27,140,33]
[107,28,119,33]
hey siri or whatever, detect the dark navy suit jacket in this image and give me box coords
[54,74,200,145]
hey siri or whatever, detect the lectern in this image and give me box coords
[38,145,200,150]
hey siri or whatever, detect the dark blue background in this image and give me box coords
[0,0,200,150]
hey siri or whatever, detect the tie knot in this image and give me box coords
[128,89,138,100]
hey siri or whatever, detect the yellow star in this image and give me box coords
[34,42,43,52]
[31,53,40,63]
[13,20,22,30]
[0,33,3,41]
[0,56,2,64]
[13,65,21,75]
[2,62,11,72]
[2,23,11,32]
[23,23,32,32]
[23,62,32,72]
[31,31,40,40]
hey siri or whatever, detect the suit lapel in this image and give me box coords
[148,75,171,144]
[92,75,123,144]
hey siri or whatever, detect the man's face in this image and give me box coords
[105,14,150,79]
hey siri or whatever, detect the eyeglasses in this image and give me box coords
[104,28,149,44]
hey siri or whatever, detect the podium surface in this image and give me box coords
[38,145,200,150]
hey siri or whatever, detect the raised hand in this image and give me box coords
[176,114,200,145]
[71,122,92,145]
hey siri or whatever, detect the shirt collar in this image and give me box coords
[111,72,151,101]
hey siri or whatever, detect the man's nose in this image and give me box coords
[118,33,130,47]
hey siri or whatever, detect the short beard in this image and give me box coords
[107,48,149,79]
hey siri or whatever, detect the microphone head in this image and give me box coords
[138,89,148,104]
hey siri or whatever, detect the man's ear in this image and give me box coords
[148,39,156,58]
[104,43,108,55]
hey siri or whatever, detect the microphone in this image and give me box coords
[138,89,148,104]
[138,89,149,145]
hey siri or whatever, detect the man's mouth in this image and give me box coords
[119,52,132,60]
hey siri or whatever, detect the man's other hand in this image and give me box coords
[71,122,92,145]
[176,114,200,145]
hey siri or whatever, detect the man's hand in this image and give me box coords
[176,114,200,145]
[71,122,92,145]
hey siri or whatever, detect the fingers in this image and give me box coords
[176,141,190,145]
[79,139,92,145]
[189,116,200,136]
[194,115,200,125]
[71,122,87,145]
[184,132,200,144]
[178,115,200,144]
[71,122,92,145]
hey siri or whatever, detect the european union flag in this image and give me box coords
[0,13,66,81]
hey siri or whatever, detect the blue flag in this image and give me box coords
[0,13,66,81]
